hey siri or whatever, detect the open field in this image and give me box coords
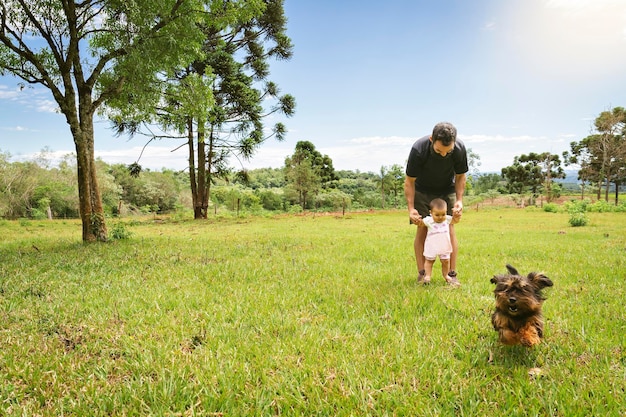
[1,208,625,416]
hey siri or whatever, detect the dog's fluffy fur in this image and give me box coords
[490,264,553,347]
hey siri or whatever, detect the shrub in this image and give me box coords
[569,212,588,227]
[588,200,613,213]
[543,203,559,213]
[258,190,284,211]
[566,199,589,227]
[565,199,588,213]
[315,190,352,212]
[110,222,133,240]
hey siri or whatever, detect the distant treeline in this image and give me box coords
[0,149,622,220]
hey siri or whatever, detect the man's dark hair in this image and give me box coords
[432,122,457,146]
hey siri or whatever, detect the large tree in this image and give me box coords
[592,107,626,203]
[563,138,600,200]
[111,0,294,219]
[378,164,404,209]
[501,152,565,203]
[564,107,626,203]
[190,0,294,219]
[284,141,337,210]
[0,0,217,241]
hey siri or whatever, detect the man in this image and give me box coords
[404,122,468,287]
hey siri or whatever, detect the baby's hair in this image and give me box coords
[429,198,447,211]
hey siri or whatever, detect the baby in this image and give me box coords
[417,198,461,285]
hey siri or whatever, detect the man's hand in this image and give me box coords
[409,208,422,225]
[452,201,463,220]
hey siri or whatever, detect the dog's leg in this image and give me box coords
[519,322,541,347]
[498,328,520,345]
[493,313,520,345]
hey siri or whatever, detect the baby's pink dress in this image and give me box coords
[422,215,453,260]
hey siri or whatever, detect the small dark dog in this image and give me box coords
[490,264,553,347]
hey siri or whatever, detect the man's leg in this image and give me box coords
[449,224,458,272]
[414,224,427,280]
[446,224,460,286]
[412,190,430,281]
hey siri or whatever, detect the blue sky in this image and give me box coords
[1,0,626,173]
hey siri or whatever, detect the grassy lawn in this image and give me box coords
[0,208,625,416]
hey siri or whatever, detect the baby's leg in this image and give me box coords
[423,258,434,284]
[440,257,450,280]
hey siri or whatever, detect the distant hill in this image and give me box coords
[557,170,580,184]
[477,170,580,183]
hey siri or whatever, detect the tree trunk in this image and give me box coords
[204,129,215,217]
[73,124,107,242]
[195,125,208,219]
[187,118,209,219]
[188,118,199,216]
[580,182,585,200]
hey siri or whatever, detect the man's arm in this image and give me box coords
[404,175,420,224]
[454,173,466,213]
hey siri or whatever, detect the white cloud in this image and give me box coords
[236,145,292,170]
[35,99,59,113]
[348,135,415,146]
[482,21,496,31]
[545,0,623,12]
[0,85,19,100]
[95,146,189,170]
[11,132,574,176]
[1,125,29,132]
[242,134,574,174]
[461,134,544,144]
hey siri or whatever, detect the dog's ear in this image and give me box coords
[490,275,502,285]
[505,264,519,276]
[528,272,553,289]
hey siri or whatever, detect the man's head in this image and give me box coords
[431,122,457,145]
[430,122,457,157]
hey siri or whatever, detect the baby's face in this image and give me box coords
[430,208,448,223]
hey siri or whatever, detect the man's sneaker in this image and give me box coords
[417,269,426,285]
[445,270,461,287]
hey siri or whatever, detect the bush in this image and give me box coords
[565,199,589,214]
[543,203,559,213]
[315,190,352,212]
[258,190,284,211]
[587,200,613,213]
[110,222,133,240]
[287,203,303,214]
[566,199,588,227]
[569,212,588,227]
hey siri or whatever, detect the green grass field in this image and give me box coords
[1,208,625,416]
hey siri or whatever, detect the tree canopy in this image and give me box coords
[109,0,295,219]
[0,0,234,240]
[284,141,338,210]
[563,106,626,203]
[501,152,565,202]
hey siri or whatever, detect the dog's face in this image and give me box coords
[490,264,553,318]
